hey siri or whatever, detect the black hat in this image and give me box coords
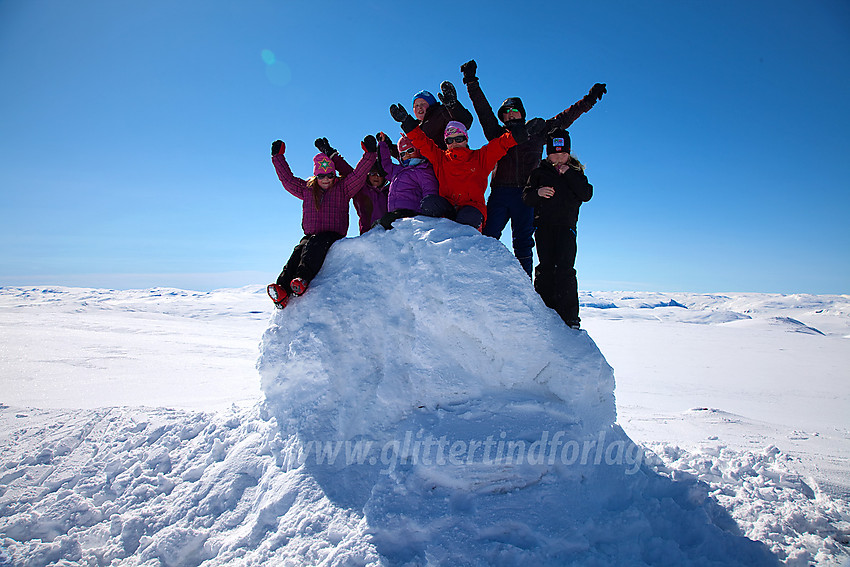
[369,159,386,178]
[497,97,526,122]
[546,128,571,154]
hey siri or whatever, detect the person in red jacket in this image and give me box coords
[389,104,527,230]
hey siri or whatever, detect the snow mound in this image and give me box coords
[258,218,616,440]
[252,219,778,565]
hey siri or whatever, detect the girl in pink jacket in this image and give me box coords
[266,137,376,309]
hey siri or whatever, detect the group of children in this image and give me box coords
[267,60,606,329]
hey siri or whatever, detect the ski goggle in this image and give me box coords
[399,147,418,156]
[445,135,467,145]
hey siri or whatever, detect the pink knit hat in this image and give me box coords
[313,153,335,176]
[444,121,467,138]
[397,135,421,159]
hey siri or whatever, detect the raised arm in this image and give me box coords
[460,60,503,141]
[438,80,474,130]
[340,135,378,199]
[480,130,519,173]
[271,140,308,199]
[545,83,607,131]
[377,137,404,181]
[390,103,443,166]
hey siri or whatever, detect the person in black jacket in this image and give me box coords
[460,59,605,276]
[522,129,592,329]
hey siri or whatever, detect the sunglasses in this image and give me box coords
[445,135,467,145]
[368,171,384,176]
[399,147,418,156]
[316,173,335,180]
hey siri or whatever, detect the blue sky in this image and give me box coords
[1,0,848,294]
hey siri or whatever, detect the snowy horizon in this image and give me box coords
[2,274,846,297]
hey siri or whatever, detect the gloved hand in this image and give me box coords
[271,140,285,155]
[526,117,546,138]
[378,131,400,159]
[390,103,409,123]
[361,135,377,153]
[589,83,607,102]
[460,60,477,84]
[390,103,418,133]
[506,121,528,144]
[314,137,338,157]
[438,80,458,107]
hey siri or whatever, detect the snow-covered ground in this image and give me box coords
[1,218,848,565]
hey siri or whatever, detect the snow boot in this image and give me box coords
[267,284,289,309]
[290,277,308,296]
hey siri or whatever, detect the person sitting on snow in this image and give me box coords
[374,133,439,230]
[266,136,377,309]
[313,136,389,235]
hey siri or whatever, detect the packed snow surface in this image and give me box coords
[1,218,848,565]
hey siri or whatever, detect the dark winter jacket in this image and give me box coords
[352,182,389,234]
[466,80,599,189]
[377,141,439,213]
[273,151,376,236]
[419,101,474,151]
[522,159,593,228]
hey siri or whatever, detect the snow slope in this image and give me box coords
[0,218,848,565]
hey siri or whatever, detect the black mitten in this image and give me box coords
[390,103,418,133]
[460,60,478,84]
[589,83,607,101]
[361,135,377,153]
[378,131,400,160]
[314,137,338,157]
[507,122,529,144]
[438,81,458,107]
[390,103,409,122]
[526,118,545,138]
[271,140,285,155]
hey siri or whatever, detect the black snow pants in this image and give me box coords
[533,224,580,325]
[276,232,343,294]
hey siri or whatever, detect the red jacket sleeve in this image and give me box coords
[479,131,517,173]
[407,126,443,171]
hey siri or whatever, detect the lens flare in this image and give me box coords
[261,49,291,86]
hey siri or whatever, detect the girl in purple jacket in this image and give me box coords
[267,137,376,309]
[375,134,439,230]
